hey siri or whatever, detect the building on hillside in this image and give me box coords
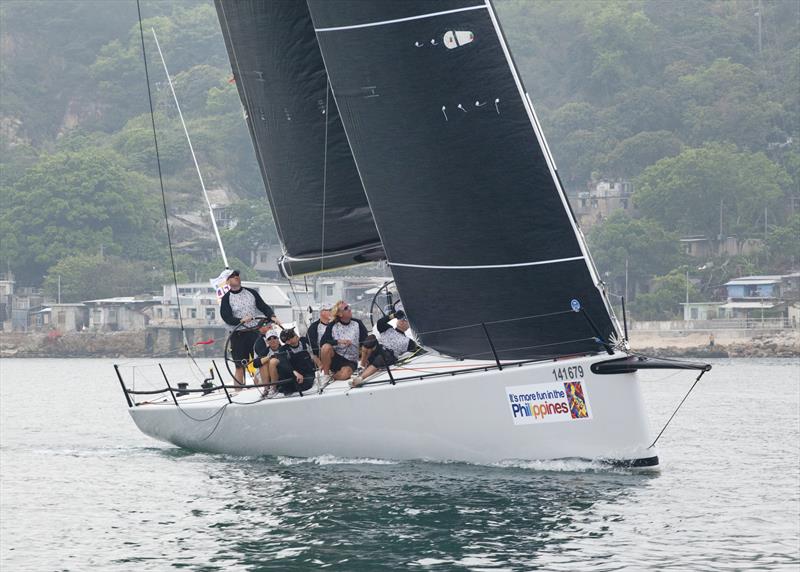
[723,274,799,301]
[6,285,46,332]
[0,272,15,331]
[680,235,764,259]
[569,180,636,231]
[681,302,725,321]
[206,188,238,230]
[717,273,800,320]
[154,281,295,326]
[678,273,799,324]
[82,297,159,331]
[312,276,394,318]
[47,303,89,332]
[251,243,284,276]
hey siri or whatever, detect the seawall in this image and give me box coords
[1,327,797,359]
[0,326,228,359]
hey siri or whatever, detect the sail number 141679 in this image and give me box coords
[552,366,584,381]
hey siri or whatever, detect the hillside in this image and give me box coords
[1,0,798,313]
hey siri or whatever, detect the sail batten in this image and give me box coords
[214,0,384,276]
[307,0,620,359]
[314,4,487,32]
[388,256,585,270]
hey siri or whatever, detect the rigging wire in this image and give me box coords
[136,1,185,341]
[649,368,708,449]
[136,0,202,376]
[150,28,229,269]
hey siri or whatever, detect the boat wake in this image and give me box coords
[486,458,615,473]
[276,454,400,466]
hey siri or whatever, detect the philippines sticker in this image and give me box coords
[506,381,592,425]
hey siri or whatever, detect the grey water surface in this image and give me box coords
[1,357,798,571]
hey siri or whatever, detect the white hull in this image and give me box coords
[128,352,658,467]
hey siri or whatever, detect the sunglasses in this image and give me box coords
[341,305,351,311]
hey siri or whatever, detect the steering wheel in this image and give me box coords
[369,280,401,327]
[223,316,271,381]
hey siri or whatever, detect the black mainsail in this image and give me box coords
[214,0,384,276]
[306,0,620,359]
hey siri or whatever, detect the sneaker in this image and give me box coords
[318,373,333,393]
[349,375,364,388]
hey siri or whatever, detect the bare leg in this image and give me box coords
[268,358,280,382]
[258,365,270,391]
[333,366,353,381]
[234,366,245,388]
[320,344,334,375]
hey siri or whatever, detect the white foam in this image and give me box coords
[276,454,398,466]
[485,458,612,473]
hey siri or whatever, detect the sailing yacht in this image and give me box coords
[123,0,709,468]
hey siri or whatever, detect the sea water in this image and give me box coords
[1,357,798,571]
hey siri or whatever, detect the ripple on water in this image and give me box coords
[0,358,798,571]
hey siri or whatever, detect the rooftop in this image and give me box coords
[725,275,783,287]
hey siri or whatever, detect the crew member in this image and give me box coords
[277,328,316,394]
[306,305,331,367]
[319,300,368,383]
[252,327,282,394]
[351,310,419,387]
[219,270,281,385]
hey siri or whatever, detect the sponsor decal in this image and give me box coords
[209,269,232,302]
[506,380,592,425]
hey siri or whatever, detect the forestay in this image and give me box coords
[214,0,384,276]
[308,0,620,359]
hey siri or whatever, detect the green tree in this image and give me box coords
[674,59,789,150]
[220,201,279,265]
[630,270,699,320]
[0,148,162,283]
[635,144,791,236]
[42,253,166,302]
[765,214,800,270]
[588,212,685,297]
[605,131,683,178]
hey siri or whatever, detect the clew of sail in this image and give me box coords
[307,0,621,360]
[214,0,384,276]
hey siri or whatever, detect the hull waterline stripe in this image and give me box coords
[388,256,584,270]
[315,5,486,32]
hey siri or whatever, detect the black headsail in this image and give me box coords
[307,0,621,360]
[214,0,384,276]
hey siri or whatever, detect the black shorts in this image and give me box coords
[229,330,260,366]
[330,352,357,373]
[368,346,397,368]
[279,373,315,395]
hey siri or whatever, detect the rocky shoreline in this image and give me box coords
[628,330,798,359]
[1,329,797,359]
[0,330,219,359]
